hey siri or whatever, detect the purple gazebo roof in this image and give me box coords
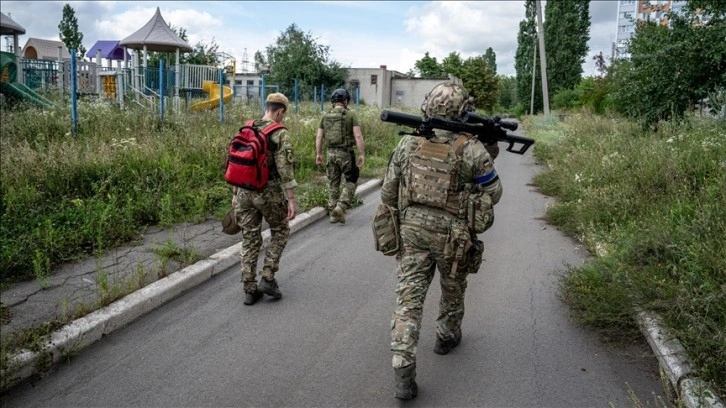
[85,40,131,60]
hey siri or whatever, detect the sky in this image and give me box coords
[1,1,620,77]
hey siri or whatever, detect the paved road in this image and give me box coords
[1,147,667,407]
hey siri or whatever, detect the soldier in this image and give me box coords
[233,93,297,306]
[315,88,366,224]
[380,83,503,399]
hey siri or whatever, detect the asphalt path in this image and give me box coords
[1,146,667,407]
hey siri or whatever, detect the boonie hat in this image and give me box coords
[222,208,241,235]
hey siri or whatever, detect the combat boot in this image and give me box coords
[243,290,262,306]
[258,277,282,299]
[434,331,462,355]
[394,364,418,400]
[331,205,346,224]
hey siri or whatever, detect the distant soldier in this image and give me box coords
[233,93,297,305]
[315,88,365,224]
[380,83,503,399]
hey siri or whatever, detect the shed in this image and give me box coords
[85,40,131,61]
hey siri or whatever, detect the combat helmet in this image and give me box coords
[331,88,351,104]
[421,83,474,121]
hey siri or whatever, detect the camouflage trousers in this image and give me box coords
[234,182,290,293]
[391,222,469,369]
[326,147,358,210]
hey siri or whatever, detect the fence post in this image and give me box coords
[314,86,317,112]
[160,59,165,121]
[320,84,325,112]
[356,87,360,112]
[219,68,224,123]
[70,49,77,135]
[261,75,266,116]
[294,79,298,114]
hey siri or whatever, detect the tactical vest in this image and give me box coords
[403,135,470,217]
[323,108,351,148]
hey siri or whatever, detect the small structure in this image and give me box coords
[120,7,193,108]
[1,12,25,57]
[85,40,131,67]
[21,38,71,61]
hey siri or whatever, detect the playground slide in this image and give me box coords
[0,81,54,109]
[190,80,233,111]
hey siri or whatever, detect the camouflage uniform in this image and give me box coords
[380,83,503,393]
[235,119,297,293]
[319,106,360,210]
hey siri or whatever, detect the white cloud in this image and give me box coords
[403,1,525,75]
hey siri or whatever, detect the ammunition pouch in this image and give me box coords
[372,203,400,256]
[443,222,472,278]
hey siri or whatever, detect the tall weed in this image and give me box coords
[526,113,726,396]
[1,98,401,282]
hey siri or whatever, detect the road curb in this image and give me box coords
[636,310,725,408]
[0,179,383,393]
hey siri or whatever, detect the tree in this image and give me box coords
[459,55,498,112]
[414,52,446,78]
[514,0,542,114]
[609,9,726,127]
[58,4,85,58]
[484,47,497,76]
[497,75,518,110]
[258,23,348,98]
[441,51,464,78]
[186,37,220,66]
[543,0,590,95]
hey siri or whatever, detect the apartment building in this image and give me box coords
[613,0,689,58]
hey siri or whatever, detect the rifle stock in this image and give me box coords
[380,110,534,155]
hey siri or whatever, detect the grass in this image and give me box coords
[0,95,404,284]
[524,111,726,399]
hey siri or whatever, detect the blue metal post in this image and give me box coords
[219,68,224,123]
[159,59,165,121]
[321,84,325,111]
[70,49,77,135]
[261,75,266,116]
[356,87,360,112]
[294,79,298,114]
[314,86,317,112]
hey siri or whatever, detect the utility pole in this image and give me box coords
[535,0,550,115]
[530,35,537,115]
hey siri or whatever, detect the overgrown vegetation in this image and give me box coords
[0,95,402,284]
[525,113,726,398]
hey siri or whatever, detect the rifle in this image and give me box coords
[380,110,534,155]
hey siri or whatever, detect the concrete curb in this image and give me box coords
[636,310,725,408]
[0,179,383,392]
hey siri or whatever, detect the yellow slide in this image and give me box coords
[190,80,233,111]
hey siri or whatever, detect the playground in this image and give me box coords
[0,8,357,120]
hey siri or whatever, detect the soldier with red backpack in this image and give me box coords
[228,93,297,306]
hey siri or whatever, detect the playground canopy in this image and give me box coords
[0,12,25,35]
[119,7,192,53]
[85,41,132,60]
[22,38,71,60]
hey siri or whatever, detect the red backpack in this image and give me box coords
[225,120,285,191]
